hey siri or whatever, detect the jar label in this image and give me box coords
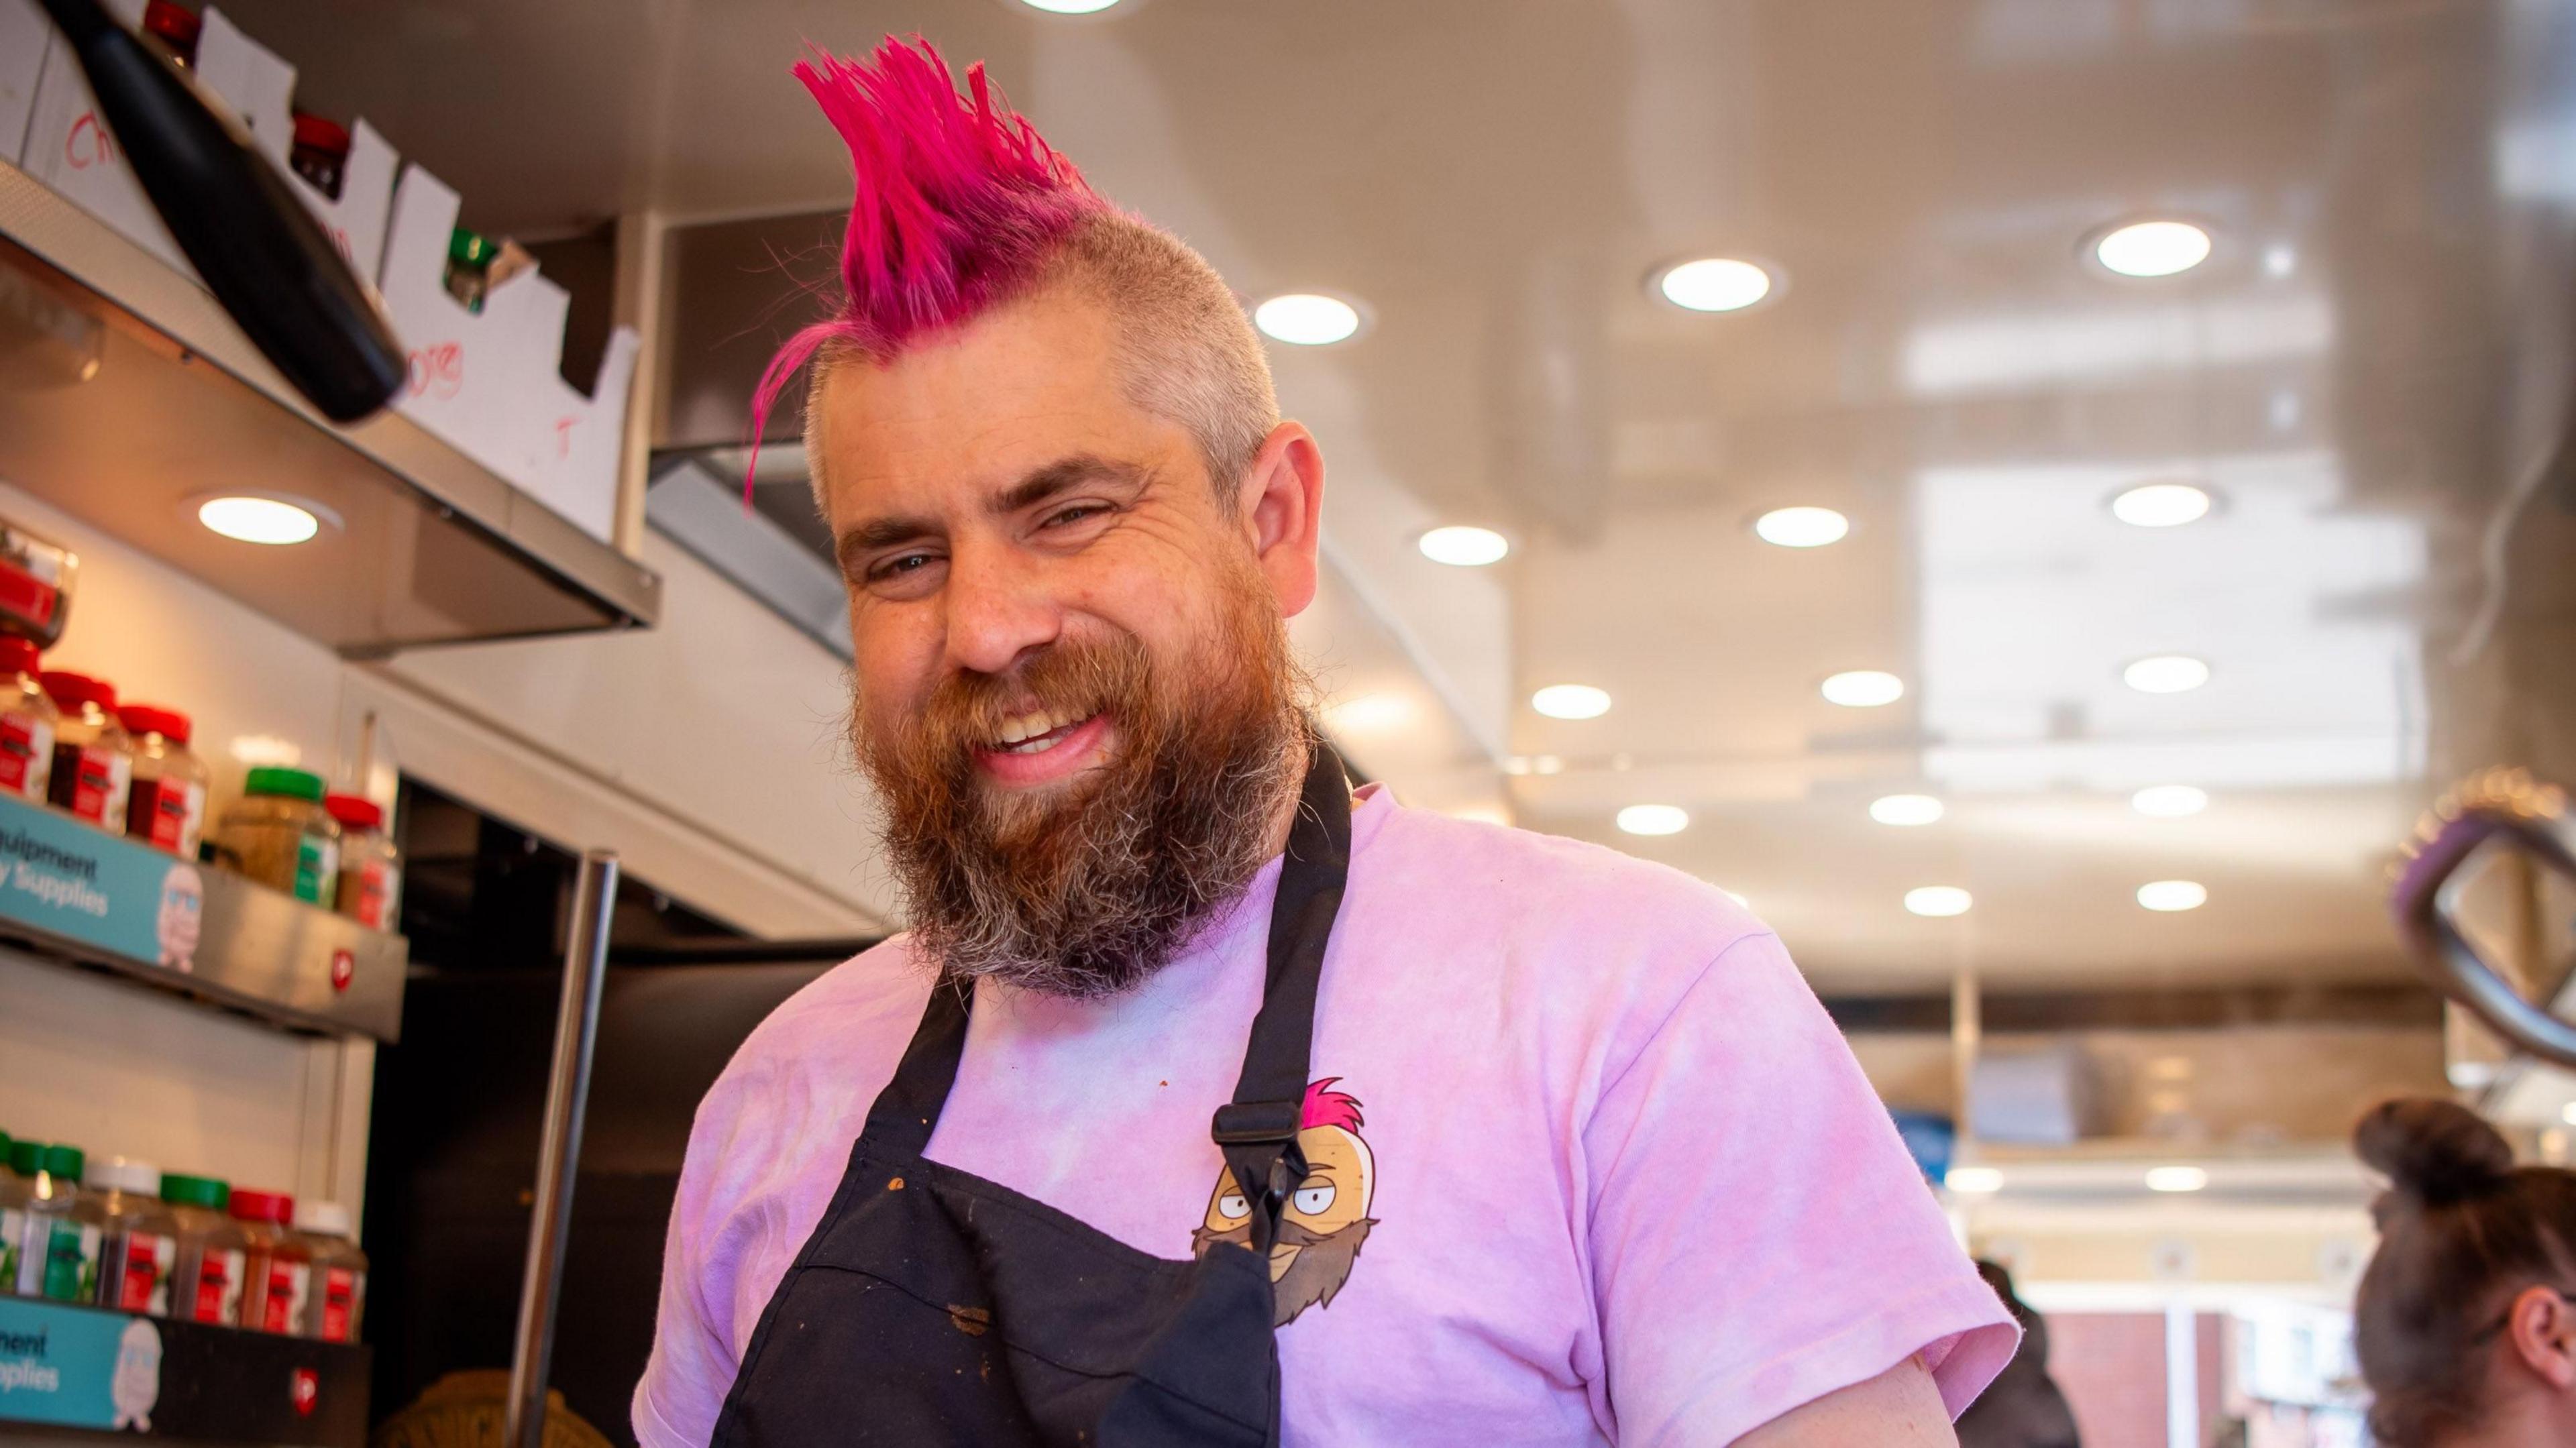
[293,836,339,905]
[192,1246,246,1323]
[40,1219,101,1302]
[351,859,400,931]
[258,1258,312,1333]
[319,1266,363,1341]
[50,742,131,829]
[0,714,53,797]
[0,1206,21,1291]
[130,777,206,857]
[113,1230,177,1313]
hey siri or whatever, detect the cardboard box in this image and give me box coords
[20,0,188,270]
[195,7,397,278]
[379,164,638,543]
[0,0,47,164]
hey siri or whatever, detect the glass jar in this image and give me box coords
[16,1144,103,1302]
[0,638,56,803]
[39,671,131,832]
[162,1174,248,1326]
[121,706,209,858]
[88,1156,178,1314]
[445,227,496,313]
[140,0,201,65]
[292,1200,367,1342]
[229,1188,309,1333]
[289,112,351,201]
[0,1134,29,1296]
[213,767,339,905]
[325,794,402,931]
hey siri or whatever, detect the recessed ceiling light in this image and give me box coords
[1019,0,1122,9]
[1904,885,1972,917]
[2137,879,2208,912]
[2261,242,2296,278]
[1753,506,1849,548]
[1869,793,1945,826]
[2561,1101,2576,1127]
[2131,785,2208,818]
[198,495,325,545]
[1531,683,1611,720]
[1821,670,1905,708]
[2109,482,2210,528]
[1617,804,1689,836]
[1654,257,1774,313]
[2093,219,2212,278]
[2123,655,2210,693]
[1418,525,1509,567]
[1945,1166,2004,1194]
[1252,293,1363,345]
[2145,1166,2209,1193]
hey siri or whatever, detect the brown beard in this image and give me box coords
[853,558,1310,999]
[1191,1216,1376,1327]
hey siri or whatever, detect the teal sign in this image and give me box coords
[0,1296,158,1431]
[0,793,204,972]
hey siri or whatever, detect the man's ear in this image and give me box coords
[2508,1285,2576,1388]
[1234,421,1326,618]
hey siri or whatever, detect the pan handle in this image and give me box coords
[2392,770,2576,1069]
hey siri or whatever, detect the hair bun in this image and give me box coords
[2353,1099,2515,1206]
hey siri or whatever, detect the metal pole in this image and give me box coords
[505,850,619,1448]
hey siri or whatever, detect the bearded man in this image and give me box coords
[637,37,2013,1448]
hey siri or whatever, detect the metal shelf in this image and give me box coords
[0,160,659,656]
[0,1297,368,1445]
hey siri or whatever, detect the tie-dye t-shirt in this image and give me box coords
[635,785,2015,1445]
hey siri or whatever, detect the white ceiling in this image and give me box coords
[221,0,2576,991]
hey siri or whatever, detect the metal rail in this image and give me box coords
[2390,769,2576,1069]
[504,849,620,1448]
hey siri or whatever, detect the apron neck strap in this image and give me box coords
[1213,742,1352,1252]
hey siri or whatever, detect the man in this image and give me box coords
[637,36,2014,1447]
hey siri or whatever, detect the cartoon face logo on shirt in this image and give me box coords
[1191,1078,1377,1327]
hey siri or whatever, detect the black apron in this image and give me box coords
[708,748,1352,1448]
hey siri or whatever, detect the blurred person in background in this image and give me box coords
[2351,1099,2576,1447]
[1953,1261,2080,1448]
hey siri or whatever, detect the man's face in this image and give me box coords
[817,287,1309,995]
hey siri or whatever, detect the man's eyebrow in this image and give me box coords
[837,513,938,575]
[992,454,1148,515]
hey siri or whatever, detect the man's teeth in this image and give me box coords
[992,710,1092,753]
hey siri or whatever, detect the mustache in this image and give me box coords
[892,632,1152,767]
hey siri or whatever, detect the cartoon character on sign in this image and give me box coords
[111,1319,162,1431]
[156,864,203,972]
[1189,1078,1378,1327]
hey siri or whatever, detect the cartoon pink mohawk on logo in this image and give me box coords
[1299,1078,1364,1133]
[747,35,1108,482]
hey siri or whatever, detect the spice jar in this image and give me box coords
[88,1156,178,1314]
[16,1144,102,1301]
[40,671,131,832]
[0,1135,30,1295]
[0,638,55,803]
[326,793,402,931]
[121,706,209,858]
[289,112,351,201]
[445,227,496,313]
[162,1174,248,1326]
[292,1201,366,1342]
[229,1188,309,1333]
[213,767,339,905]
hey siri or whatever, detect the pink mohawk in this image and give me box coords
[1299,1078,1364,1133]
[746,36,1108,489]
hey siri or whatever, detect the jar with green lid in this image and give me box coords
[0,1133,28,1294]
[446,227,497,313]
[162,1173,249,1325]
[212,767,340,906]
[13,1143,102,1301]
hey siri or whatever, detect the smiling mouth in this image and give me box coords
[988,708,1100,755]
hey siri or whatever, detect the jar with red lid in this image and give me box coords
[121,706,209,857]
[325,793,402,931]
[0,637,56,803]
[39,671,131,832]
[228,1188,311,1333]
[288,111,352,201]
[140,0,201,65]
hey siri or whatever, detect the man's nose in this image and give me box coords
[940,537,1062,677]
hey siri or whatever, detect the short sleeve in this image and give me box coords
[1583,932,2017,1446]
[633,1067,771,1448]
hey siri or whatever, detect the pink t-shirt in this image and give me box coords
[635,785,2015,1446]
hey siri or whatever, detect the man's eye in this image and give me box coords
[1042,504,1109,530]
[869,553,934,581]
